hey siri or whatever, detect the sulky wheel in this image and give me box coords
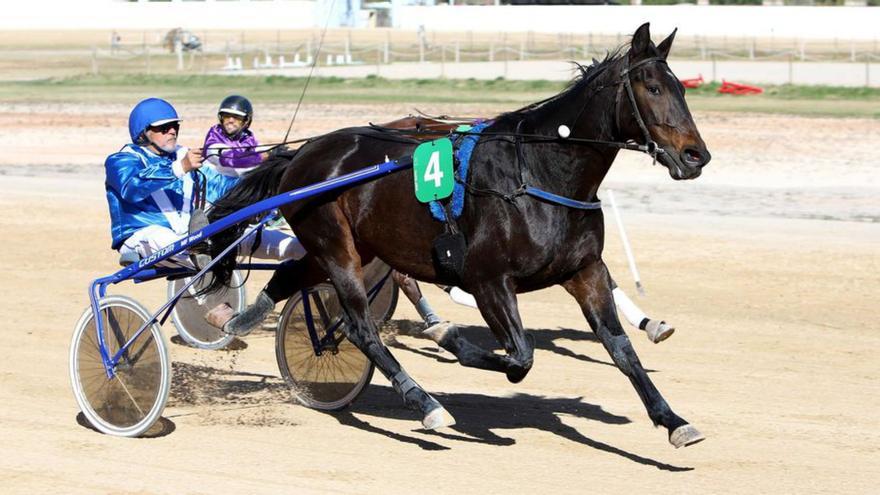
[275,284,375,411]
[167,270,245,350]
[361,259,399,324]
[69,295,170,437]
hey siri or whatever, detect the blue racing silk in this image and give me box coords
[105,144,235,249]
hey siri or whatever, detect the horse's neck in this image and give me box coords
[521,70,621,201]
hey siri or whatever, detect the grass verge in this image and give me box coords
[2,74,880,118]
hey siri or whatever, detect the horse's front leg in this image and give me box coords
[562,260,704,448]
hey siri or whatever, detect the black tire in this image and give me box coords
[69,296,170,437]
[168,270,245,350]
[275,284,375,411]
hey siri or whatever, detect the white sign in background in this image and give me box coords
[4,1,880,41]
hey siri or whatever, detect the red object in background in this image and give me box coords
[718,80,764,95]
[680,74,704,89]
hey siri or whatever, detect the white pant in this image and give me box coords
[119,224,306,268]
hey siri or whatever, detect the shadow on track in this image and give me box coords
[386,319,641,370]
[330,385,690,471]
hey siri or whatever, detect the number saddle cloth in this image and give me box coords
[428,120,491,223]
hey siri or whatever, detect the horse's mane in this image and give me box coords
[499,48,624,123]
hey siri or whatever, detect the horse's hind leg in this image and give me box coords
[303,215,455,429]
[423,276,533,383]
[562,261,704,448]
[216,256,323,335]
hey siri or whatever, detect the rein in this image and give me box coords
[370,55,671,211]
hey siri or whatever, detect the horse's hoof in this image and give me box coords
[646,320,675,344]
[422,406,456,430]
[422,321,456,344]
[505,365,529,384]
[669,424,705,448]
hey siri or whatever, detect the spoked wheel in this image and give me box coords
[275,284,375,411]
[362,259,399,324]
[168,270,245,350]
[69,295,170,437]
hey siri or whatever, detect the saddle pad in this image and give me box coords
[429,121,491,222]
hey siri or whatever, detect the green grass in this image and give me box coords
[3,74,880,118]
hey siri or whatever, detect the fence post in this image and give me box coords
[788,54,793,85]
[419,36,425,63]
[711,53,716,83]
[441,44,446,78]
[383,40,389,64]
[91,46,98,75]
[520,39,526,61]
[750,38,755,60]
[145,45,151,75]
[175,40,184,71]
[851,42,856,63]
[799,40,806,61]
[455,40,460,63]
[489,42,494,63]
[866,60,871,87]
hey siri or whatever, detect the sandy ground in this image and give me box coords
[0,105,878,494]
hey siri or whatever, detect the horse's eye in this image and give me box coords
[647,86,661,96]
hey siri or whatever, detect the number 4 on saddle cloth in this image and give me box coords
[410,121,490,282]
[410,121,490,220]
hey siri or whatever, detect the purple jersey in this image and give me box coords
[203,124,263,171]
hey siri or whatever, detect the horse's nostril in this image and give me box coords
[682,147,710,167]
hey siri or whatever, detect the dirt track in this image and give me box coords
[1,105,878,494]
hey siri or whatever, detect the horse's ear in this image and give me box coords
[631,23,652,57]
[656,28,677,60]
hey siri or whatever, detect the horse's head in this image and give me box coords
[618,23,711,180]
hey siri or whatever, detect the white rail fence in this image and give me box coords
[80,33,880,87]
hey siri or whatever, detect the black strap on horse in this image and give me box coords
[461,119,603,211]
[614,55,667,164]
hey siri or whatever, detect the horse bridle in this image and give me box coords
[614,55,669,163]
[565,54,669,163]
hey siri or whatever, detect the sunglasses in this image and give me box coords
[148,121,180,134]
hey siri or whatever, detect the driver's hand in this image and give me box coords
[182,148,204,173]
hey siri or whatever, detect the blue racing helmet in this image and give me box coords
[128,98,181,142]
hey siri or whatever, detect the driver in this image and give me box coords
[105,97,305,269]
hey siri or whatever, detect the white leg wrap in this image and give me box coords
[240,229,307,261]
[448,287,478,309]
[612,287,647,330]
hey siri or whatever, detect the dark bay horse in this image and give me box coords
[208,23,711,447]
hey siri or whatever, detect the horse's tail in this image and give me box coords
[203,151,296,293]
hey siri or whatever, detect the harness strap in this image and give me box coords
[619,56,668,164]
[524,186,602,210]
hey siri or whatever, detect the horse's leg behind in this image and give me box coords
[562,261,704,448]
[424,275,534,383]
[216,256,323,335]
[300,212,455,430]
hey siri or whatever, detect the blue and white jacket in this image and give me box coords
[105,144,236,249]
